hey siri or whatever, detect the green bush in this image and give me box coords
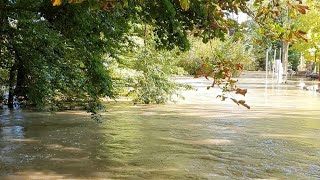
[178,36,254,75]
[177,37,214,75]
[130,49,186,104]
[107,41,188,104]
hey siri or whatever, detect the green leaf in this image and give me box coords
[123,0,128,7]
[179,0,190,11]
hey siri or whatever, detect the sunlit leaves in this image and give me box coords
[249,0,310,43]
[193,37,253,109]
[291,1,320,63]
[286,1,309,14]
[51,0,84,6]
[129,48,187,104]
[52,0,62,6]
[293,30,308,42]
[123,0,129,7]
[179,0,190,11]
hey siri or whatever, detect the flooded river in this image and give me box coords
[1,72,320,179]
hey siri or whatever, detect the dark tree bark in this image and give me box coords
[8,64,17,109]
[15,61,28,98]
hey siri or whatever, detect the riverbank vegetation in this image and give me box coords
[0,0,317,112]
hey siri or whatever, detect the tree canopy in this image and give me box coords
[0,0,311,110]
[292,1,320,60]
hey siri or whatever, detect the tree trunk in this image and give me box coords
[282,41,289,80]
[8,65,16,109]
[15,61,28,98]
[318,62,320,81]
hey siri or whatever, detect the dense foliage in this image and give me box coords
[107,37,187,104]
[291,0,320,77]
[0,0,251,110]
[1,0,132,110]
[0,0,313,111]
[178,36,254,75]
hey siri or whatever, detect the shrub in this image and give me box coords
[178,36,254,76]
[107,42,188,104]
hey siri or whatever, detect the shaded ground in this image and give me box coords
[0,72,320,179]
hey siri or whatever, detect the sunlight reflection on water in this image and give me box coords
[1,72,320,179]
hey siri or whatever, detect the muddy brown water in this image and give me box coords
[1,72,320,179]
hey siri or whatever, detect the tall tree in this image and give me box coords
[1,0,130,109]
[292,0,320,80]
[243,0,309,79]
